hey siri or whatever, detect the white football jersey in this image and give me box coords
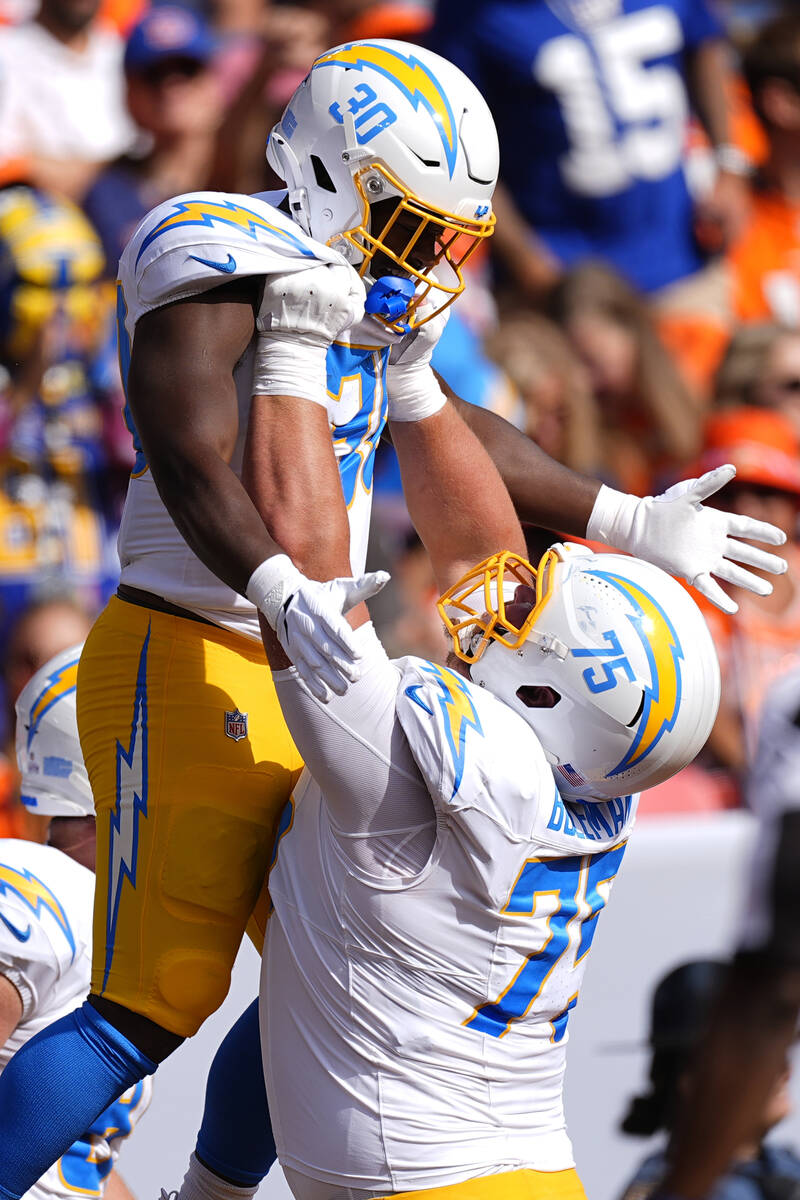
[116,190,394,641]
[263,636,637,1194]
[0,839,151,1200]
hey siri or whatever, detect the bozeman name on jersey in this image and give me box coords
[263,634,637,1193]
[116,190,393,641]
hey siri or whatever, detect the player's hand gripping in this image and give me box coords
[247,556,390,701]
[586,465,788,615]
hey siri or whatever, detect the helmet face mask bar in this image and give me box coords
[438,545,721,801]
[266,38,499,333]
[338,162,495,333]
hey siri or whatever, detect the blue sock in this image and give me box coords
[0,1000,156,1199]
[196,1000,276,1186]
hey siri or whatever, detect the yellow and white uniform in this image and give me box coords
[0,839,151,1200]
[115,189,389,634]
[263,625,637,1200]
[81,190,393,1035]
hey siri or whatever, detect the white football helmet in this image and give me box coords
[15,642,92,818]
[438,544,721,800]
[266,39,498,331]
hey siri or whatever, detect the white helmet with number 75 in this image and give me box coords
[439,544,721,800]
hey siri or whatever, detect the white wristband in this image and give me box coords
[387,362,447,423]
[585,484,639,548]
[252,332,329,408]
[245,554,302,629]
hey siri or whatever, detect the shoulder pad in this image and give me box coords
[118,190,348,318]
[395,657,550,835]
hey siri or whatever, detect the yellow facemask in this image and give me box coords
[437,548,564,663]
[331,162,495,333]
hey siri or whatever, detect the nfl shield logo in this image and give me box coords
[224,709,248,741]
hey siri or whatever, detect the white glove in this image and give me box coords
[247,555,389,701]
[257,262,365,342]
[586,465,788,615]
[253,263,366,406]
[386,304,450,422]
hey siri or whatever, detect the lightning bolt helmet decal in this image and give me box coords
[26,653,80,751]
[584,571,684,778]
[313,43,459,178]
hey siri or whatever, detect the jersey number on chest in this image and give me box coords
[465,844,626,1040]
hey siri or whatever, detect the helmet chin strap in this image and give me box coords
[268,132,311,236]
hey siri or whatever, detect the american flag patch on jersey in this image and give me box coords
[557,762,586,788]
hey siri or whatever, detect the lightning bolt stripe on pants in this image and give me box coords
[103,623,150,993]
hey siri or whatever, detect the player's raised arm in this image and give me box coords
[127,267,380,699]
[446,384,788,615]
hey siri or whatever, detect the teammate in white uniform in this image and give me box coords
[0,644,151,1200]
[262,534,721,1199]
[0,35,788,1200]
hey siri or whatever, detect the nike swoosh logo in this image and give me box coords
[188,253,237,274]
[0,910,31,942]
[405,684,433,716]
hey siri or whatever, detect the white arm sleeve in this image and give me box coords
[273,623,436,878]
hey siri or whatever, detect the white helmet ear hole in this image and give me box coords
[625,691,645,728]
[516,685,561,710]
[310,155,337,193]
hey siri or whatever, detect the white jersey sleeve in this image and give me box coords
[0,840,93,1053]
[118,189,348,325]
[395,657,638,859]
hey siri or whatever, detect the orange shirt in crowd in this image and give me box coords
[729,189,800,324]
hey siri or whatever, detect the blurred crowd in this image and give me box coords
[1,0,800,836]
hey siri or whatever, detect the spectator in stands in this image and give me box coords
[550,263,702,493]
[698,407,800,774]
[306,0,431,43]
[617,959,800,1200]
[0,0,136,201]
[84,6,223,275]
[730,13,800,326]
[208,3,329,194]
[714,322,800,435]
[431,0,751,304]
[484,311,601,475]
[0,187,124,646]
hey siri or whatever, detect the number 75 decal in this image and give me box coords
[464,844,626,1040]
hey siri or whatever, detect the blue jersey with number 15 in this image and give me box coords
[432,0,723,292]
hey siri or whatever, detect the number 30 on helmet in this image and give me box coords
[438,544,721,800]
[266,39,498,332]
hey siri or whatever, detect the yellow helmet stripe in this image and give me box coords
[586,571,684,777]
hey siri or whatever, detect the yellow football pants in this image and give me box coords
[382,1170,586,1200]
[77,596,302,1037]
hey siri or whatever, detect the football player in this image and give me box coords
[653,667,800,1200]
[1,644,151,1200]
[259,477,721,1198]
[0,37,785,1200]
